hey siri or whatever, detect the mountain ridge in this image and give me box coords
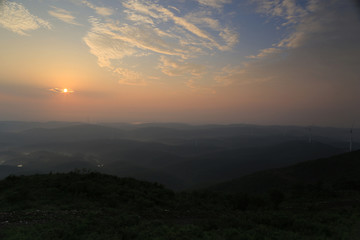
[211,150,360,193]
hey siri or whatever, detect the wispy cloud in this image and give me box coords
[197,0,232,9]
[114,67,147,86]
[123,0,237,51]
[215,66,244,86]
[82,0,238,87]
[83,17,186,68]
[159,56,206,77]
[250,0,307,26]
[185,11,222,31]
[84,17,175,86]
[247,0,326,59]
[123,1,214,42]
[0,0,51,35]
[82,0,113,16]
[219,27,238,50]
[247,47,281,59]
[48,7,81,26]
[83,20,137,68]
[230,0,360,95]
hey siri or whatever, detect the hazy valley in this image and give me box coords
[0,121,358,190]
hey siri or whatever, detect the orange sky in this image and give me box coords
[0,0,359,127]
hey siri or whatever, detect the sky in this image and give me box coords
[0,0,359,127]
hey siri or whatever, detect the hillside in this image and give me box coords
[212,150,360,193]
[0,171,359,239]
[164,140,342,187]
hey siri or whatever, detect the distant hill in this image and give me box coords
[0,121,358,190]
[164,140,343,188]
[0,121,82,132]
[0,137,345,190]
[19,124,127,143]
[212,150,360,193]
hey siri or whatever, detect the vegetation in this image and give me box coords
[0,171,359,239]
[212,150,360,194]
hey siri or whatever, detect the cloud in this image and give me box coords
[84,17,177,85]
[123,0,237,51]
[114,67,147,86]
[85,1,239,60]
[159,56,206,77]
[184,11,238,50]
[168,6,180,13]
[197,0,232,9]
[250,0,307,26]
[247,0,344,59]
[0,0,51,35]
[219,27,238,50]
[83,17,186,68]
[82,0,239,87]
[247,47,281,59]
[48,7,81,26]
[189,15,221,31]
[82,0,113,16]
[83,20,137,68]
[228,0,360,95]
[125,12,155,25]
[124,1,213,41]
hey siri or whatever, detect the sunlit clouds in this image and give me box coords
[0,0,51,35]
[48,7,81,26]
[83,0,238,86]
[159,56,206,77]
[196,0,232,9]
[81,0,113,16]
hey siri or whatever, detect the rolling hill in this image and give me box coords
[212,150,360,193]
[0,122,358,190]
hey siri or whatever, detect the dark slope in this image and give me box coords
[212,150,360,193]
[0,172,359,240]
[164,141,343,187]
[0,148,184,189]
[0,172,174,211]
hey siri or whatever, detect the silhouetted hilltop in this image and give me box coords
[0,171,359,239]
[212,150,360,193]
[0,171,173,211]
[164,140,342,187]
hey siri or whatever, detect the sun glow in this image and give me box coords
[49,88,74,94]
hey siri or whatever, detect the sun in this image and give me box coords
[49,88,74,94]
